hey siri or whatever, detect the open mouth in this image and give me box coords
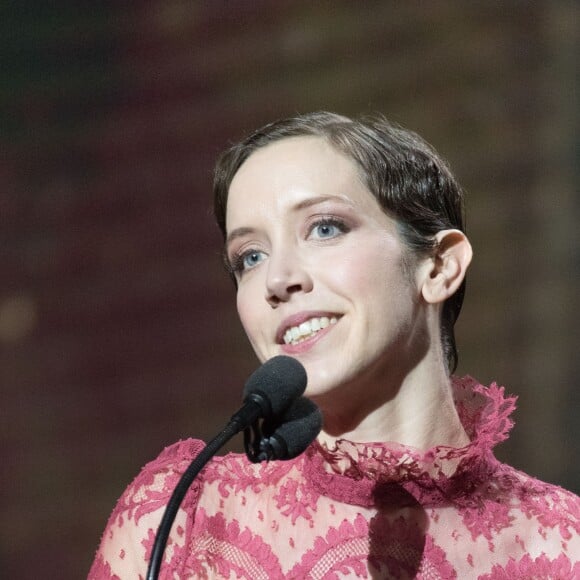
[283,316,339,346]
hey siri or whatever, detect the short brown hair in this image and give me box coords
[213,112,467,373]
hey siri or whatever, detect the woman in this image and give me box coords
[89,113,579,579]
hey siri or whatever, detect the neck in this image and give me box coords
[315,356,470,452]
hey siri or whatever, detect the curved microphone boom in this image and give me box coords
[146,355,307,580]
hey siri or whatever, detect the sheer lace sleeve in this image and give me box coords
[88,439,205,579]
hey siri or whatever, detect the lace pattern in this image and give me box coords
[89,377,580,579]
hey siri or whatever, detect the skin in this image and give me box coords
[225,136,472,450]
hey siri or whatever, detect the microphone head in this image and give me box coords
[262,397,323,460]
[243,355,307,418]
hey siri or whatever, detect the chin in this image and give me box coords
[303,364,355,400]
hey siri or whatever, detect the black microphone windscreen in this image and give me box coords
[243,355,307,417]
[267,397,323,459]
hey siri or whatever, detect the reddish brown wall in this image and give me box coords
[1,2,577,577]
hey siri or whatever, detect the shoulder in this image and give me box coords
[479,470,580,579]
[495,463,580,546]
[88,438,207,579]
[110,438,207,525]
[501,464,580,513]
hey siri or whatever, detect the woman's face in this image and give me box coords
[225,136,424,400]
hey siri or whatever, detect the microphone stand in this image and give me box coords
[146,420,239,580]
[146,355,309,579]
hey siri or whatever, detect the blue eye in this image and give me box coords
[310,218,348,240]
[315,224,338,238]
[228,249,265,278]
[232,249,266,273]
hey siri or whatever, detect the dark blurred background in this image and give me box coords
[1,1,578,577]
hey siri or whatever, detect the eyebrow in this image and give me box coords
[293,194,354,211]
[226,226,255,249]
[225,194,354,249]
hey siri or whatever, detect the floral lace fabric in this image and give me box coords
[89,377,580,579]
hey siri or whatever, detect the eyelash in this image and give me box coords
[228,216,350,275]
[308,216,349,239]
[228,249,265,275]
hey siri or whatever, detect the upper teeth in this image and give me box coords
[283,316,338,345]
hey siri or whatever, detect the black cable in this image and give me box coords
[146,420,239,580]
[146,356,308,578]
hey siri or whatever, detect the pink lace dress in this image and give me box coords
[89,377,580,579]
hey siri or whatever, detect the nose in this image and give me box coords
[265,250,313,307]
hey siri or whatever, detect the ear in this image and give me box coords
[421,229,473,305]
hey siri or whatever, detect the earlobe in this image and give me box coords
[421,230,473,304]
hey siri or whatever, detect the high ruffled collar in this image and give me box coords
[304,376,517,506]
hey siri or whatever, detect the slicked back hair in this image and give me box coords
[213,112,467,373]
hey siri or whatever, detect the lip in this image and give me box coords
[280,322,337,354]
[276,311,342,344]
[275,311,340,343]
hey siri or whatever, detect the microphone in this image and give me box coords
[231,355,308,432]
[147,355,308,580]
[258,396,323,461]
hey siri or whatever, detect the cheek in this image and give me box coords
[337,245,415,334]
[236,288,255,334]
[236,282,267,349]
[331,243,403,296]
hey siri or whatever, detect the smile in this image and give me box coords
[283,316,338,345]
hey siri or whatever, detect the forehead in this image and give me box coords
[226,136,376,225]
[233,136,358,188]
